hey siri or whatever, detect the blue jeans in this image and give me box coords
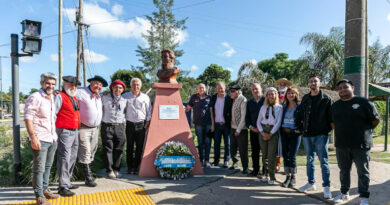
[213,123,230,163]
[302,135,330,187]
[195,124,211,162]
[32,140,58,197]
[281,129,301,174]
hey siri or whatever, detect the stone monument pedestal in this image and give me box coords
[138,83,203,177]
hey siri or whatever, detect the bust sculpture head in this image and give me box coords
[157,49,180,83]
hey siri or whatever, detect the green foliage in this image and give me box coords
[300,27,345,89]
[136,0,187,82]
[197,64,231,93]
[369,39,390,83]
[374,101,386,136]
[177,71,199,102]
[257,53,309,85]
[29,88,39,95]
[110,68,150,92]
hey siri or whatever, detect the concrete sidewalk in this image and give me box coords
[1,161,390,204]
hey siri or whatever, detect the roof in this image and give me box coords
[369,83,390,97]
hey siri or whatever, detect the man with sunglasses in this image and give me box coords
[55,76,81,197]
[76,75,108,187]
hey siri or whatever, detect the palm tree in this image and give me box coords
[300,27,345,89]
[369,39,390,83]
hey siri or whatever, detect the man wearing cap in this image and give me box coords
[229,84,249,174]
[274,78,293,172]
[101,80,127,178]
[75,75,107,187]
[245,83,265,177]
[25,72,60,204]
[55,76,81,197]
[296,75,332,199]
[210,82,233,168]
[331,79,380,205]
[123,78,152,174]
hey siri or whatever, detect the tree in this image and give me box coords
[29,88,39,95]
[369,39,390,83]
[110,68,150,92]
[300,27,345,89]
[136,0,187,82]
[197,64,231,94]
[236,60,267,97]
[177,70,199,102]
[256,53,309,85]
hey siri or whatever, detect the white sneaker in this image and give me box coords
[298,183,317,192]
[323,186,332,199]
[360,197,369,205]
[333,193,350,203]
[261,177,269,183]
[108,172,116,179]
[223,161,229,168]
[267,180,275,185]
[115,172,123,178]
[205,161,211,168]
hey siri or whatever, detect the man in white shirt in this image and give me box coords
[123,78,152,174]
[76,75,107,187]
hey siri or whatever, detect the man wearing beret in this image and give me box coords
[101,80,127,178]
[229,84,249,174]
[55,76,81,197]
[75,75,107,187]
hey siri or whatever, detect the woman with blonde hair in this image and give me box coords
[256,87,283,184]
[280,87,301,188]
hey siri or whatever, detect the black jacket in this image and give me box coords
[295,90,333,137]
[245,96,265,129]
[210,93,233,129]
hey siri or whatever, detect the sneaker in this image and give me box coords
[108,171,116,179]
[333,193,350,203]
[58,188,75,197]
[205,161,211,168]
[68,184,79,189]
[223,161,229,168]
[298,183,317,192]
[268,180,275,185]
[282,175,291,188]
[261,177,269,183]
[289,175,296,188]
[36,196,51,205]
[359,197,369,205]
[43,189,60,199]
[114,171,123,178]
[323,186,332,199]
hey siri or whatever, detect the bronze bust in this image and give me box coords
[157,49,180,83]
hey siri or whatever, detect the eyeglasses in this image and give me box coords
[229,90,236,93]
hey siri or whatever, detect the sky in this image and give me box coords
[0,0,390,94]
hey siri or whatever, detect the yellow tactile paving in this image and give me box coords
[9,187,154,205]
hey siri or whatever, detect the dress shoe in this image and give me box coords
[58,188,75,197]
[282,175,291,188]
[69,184,79,189]
[247,171,258,177]
[229,162,238,170]
[212,161,219,166]
[43,189,60,199]
[242,169,250,174]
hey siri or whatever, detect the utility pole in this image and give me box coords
[58,0,63,89]
[344,0,368,97]
[75,0,89,85]
[76,0,83,82]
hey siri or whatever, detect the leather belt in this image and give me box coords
[282,127,293,133]
[80,123,97,129]
[216,122,225,125]
[64,128,77,131]
[103,122,122,126]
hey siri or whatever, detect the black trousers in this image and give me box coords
[230,128,248,170]
[101,122,126,172]
[249,130,261,174]
[126,121,145,171]
[336,147,370,198]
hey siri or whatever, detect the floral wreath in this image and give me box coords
[154,141,195,180]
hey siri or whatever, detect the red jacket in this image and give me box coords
[56,92,80,129]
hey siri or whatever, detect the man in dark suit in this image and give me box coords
[210,82,233,168]
[245,83,265,176]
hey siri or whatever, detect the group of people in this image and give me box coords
[25,73,151,205]
[25,69,379,205]
[186,75,379,205]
